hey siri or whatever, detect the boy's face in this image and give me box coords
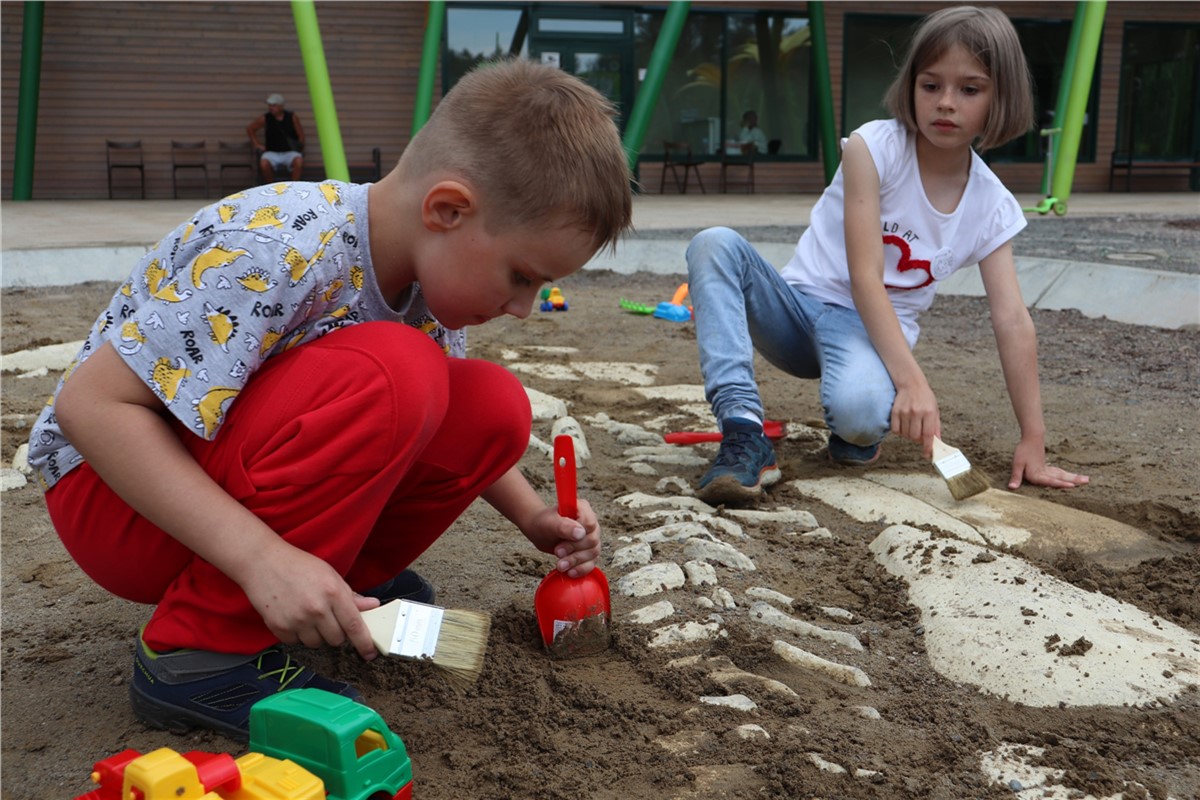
[418,213,596,330]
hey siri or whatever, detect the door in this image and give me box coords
[529,10,634,131]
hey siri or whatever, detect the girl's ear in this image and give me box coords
[421,181,477,232]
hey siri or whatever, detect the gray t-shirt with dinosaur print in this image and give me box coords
[28,180,465,490]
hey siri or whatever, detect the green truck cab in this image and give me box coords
[249,689,413,800]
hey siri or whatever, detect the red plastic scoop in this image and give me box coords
[533,435,612,659]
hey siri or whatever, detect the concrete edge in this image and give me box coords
[4,241,1196,331]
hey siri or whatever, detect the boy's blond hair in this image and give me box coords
[884,6,1034,152]
[399,58,632,253]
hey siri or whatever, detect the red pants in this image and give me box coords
[45,322,530,653]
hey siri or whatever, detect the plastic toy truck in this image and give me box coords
[539,286,568,311]
[250,688,412,800]
[77,746,324,800]
[76,689,413,800]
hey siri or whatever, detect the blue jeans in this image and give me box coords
[686,227,892,448]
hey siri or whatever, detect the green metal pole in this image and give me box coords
[291,0,348,181]
[12,1,45,201]
[1050,0,1106,208]
[412,0,445,136]
[1044,1,1086,195]
[622,1,690,173]
[809,1,838,185]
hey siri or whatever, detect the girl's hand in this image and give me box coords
[1009,438,1090,490]
[240,540,381,662]
[890,380,941,458]
[523,499,602,577]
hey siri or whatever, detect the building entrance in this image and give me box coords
[528,10,634,131]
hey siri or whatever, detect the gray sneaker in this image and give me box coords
[129,629,362,742]
[696,419,781,506]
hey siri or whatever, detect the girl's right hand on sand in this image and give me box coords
[241,541,379,662]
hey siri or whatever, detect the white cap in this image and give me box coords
[266,93,285,105]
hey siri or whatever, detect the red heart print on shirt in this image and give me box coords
[882,234,933,290]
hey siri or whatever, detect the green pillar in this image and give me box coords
[291,0,348,181]
[413,0,445,136]
[12,1,45,201]
[622,1,690,173]
[1046,1,1087,193]
[1050,0,1106,208]
[809,1,838,185]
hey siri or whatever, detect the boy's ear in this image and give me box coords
[421,181,477,232]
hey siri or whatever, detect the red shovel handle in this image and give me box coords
[663,419,785,445]
[553,435,577,519]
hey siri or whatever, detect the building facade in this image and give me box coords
[3,1,1197,200]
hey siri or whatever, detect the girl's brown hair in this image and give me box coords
[884,6,1034,151]
[399,58,632,254]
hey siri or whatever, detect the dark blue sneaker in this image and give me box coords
[361,569,436,605]
[696,419,781,506]
[129,631,362,742]
[827,433,882,467]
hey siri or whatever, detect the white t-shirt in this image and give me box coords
[780,118,1026,347]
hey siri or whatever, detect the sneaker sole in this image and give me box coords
[696,465,781,506]
[129,681,250,742]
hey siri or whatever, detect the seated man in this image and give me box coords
[725,110,768,156]
[248,93,305,182]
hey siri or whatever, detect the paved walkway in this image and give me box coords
[2,193,1197,329]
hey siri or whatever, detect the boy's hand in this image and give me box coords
[241,540,381,662]
[524,499,602,577]
[1009,439,1090,491]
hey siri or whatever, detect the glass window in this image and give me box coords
[635,10,811,158]
[634,11,724,157]
[724,13,812,157]
[990,18,1098,164]
[444,6,529,89]
[1117,23,1200,160]
[842,14,919,135]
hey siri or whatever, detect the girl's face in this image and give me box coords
[913,43,992,151]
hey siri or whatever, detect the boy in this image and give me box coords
[28,59,632,740]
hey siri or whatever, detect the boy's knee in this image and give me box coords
[452,360,531,458]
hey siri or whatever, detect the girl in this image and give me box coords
[687,5,1089,506]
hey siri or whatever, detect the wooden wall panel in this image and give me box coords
[1,1,429,200]
[3,1,1196,199]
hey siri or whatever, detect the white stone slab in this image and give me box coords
[870,524,1200,708]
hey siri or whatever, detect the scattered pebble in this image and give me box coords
[649,621,725,648]
[683,538,755,571]
[699,694,757,712]
[683,560,717,587]
[616,562,686,597]
[626,600,675,625]
[746,586,794,608]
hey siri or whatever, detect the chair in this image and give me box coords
[720,142,757,194]
[768,138,782,155]
[171,140,209,198]
[660,140,706,194]
[106,140,145,199]
[217,140,255,195]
